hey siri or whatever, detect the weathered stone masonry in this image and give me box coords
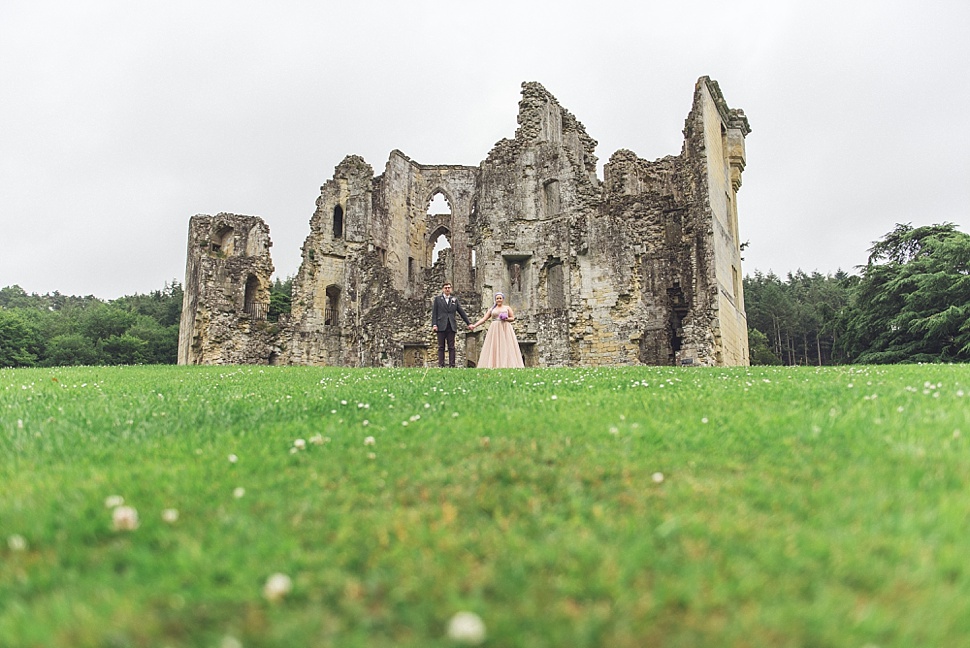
[178,77,751,367]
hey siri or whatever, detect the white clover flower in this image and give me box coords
[263,572,292,602]
[8,534,27,551]
[220,636,243,648]
[367,452,377,460]
[293,438,307,450]
[609,427,619,435]
[228,454,239,463]
[104,495,125,508]
[550,395,558,400]
[162,508,179,523]
[112,505,139,531]
[233,487,246,499]
[701,417,709,424]
[17,419,23,429]
[452,412,459,418]
[364,436,376,446]
[652,472,665,484]
[447,611,486,645]
[362,420,370,426]
[309,434,324,445]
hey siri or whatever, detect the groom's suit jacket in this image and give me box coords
[432,294,470,332]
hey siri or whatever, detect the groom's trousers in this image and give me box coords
[437,325,457,367]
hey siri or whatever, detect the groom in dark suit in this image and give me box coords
[432,281,471,367]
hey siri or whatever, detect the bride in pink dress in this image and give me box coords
[470,292,524,368]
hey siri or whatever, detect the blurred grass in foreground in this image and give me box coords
[1,364,969,647]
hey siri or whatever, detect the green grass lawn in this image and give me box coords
[2,363,969,647]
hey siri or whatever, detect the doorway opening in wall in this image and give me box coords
[325,285,340,326]
[244,275,264,320]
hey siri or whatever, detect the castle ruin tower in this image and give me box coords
[177,213,277,365]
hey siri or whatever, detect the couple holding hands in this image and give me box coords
[431,281,524,369]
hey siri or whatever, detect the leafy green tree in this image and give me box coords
[126,318,179,364]
[99,333,150,365]
[44,334,100,367]
[80,303,137,341]
[839,223,970,363]
[747,328,781,365]
[0,310,40,367]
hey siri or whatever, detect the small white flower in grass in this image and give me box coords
[447,611,486,645]
[410,414,421,422]
[162,509,179,523]
[701,417,709,424]
[8,534,27,551]
[293,438,306,450]
[954,430,962,439]
[220,636,243,648]
[228,454,239,464]
[424,403,431,409]
[364,436,375,446]
[309,434,324,445]
[362,420,370,426]
[550,395,557,400]
[652,472,665,484]
[233,487,246,499]
[17,419,23,429]
[609,426,619,435]
[367,452,377,460]
[452,412,459,418]
[112,506,139,531]
[263,572,292,602]
[341,400,348,405]
[104,495,125,508]
[402,421,409,427]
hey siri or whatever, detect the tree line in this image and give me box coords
[745,223,970,365]
[2,224,967,367]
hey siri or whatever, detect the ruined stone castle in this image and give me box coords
[178,77,751,368]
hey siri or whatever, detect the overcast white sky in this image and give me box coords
[2,0,968,299]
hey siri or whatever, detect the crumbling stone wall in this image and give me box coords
[179,77,751,367]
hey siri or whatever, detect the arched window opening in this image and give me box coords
[325,285,340,326]
[431,231,451,265]
[212,225,234,254]
[333,205,344,239]
[427,192,451,217]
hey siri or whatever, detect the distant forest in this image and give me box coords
[2,223,967,368]
[0,278,293,368]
